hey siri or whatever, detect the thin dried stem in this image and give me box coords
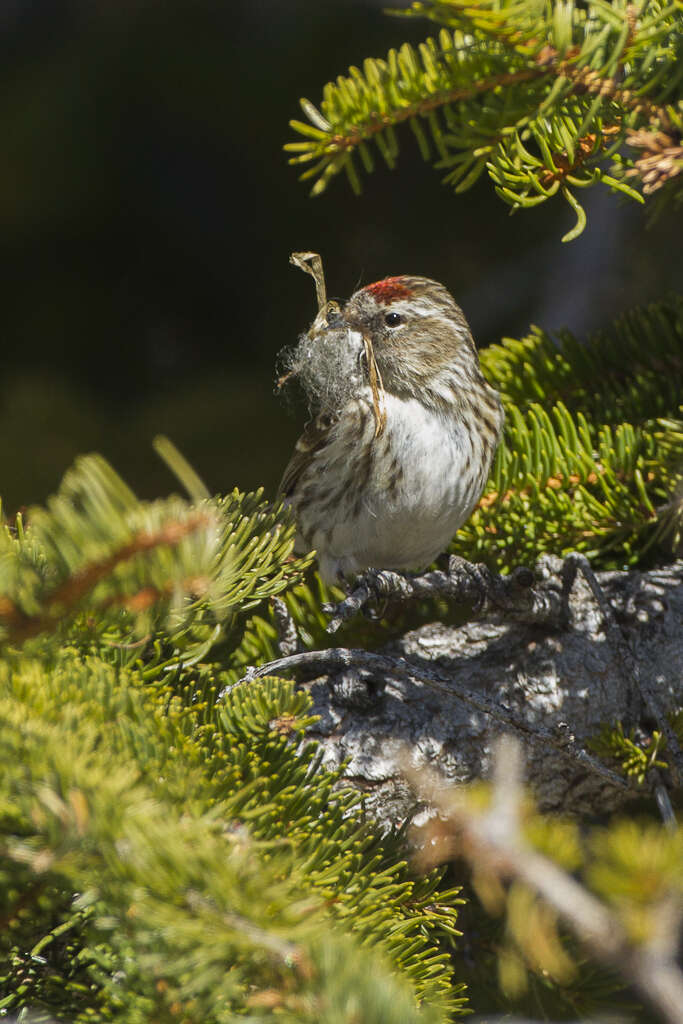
[363,334,387,438]
[289,251,327,311]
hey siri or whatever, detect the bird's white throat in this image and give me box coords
[318,390,488,580]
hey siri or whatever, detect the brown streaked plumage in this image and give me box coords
[279,275,503,583]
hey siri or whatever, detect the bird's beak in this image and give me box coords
[309,300,346,337]
[324,303,344,328]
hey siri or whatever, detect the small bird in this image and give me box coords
[279,275,504,584]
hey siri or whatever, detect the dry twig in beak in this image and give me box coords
[288,252,386,438]
[289,251,327,311]
[364,335,387,438]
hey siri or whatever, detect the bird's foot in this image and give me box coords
[322,557,537,632]
[323,568,413,634]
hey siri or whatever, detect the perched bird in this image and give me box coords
[279,275,503,583]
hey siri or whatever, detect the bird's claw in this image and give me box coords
[324,568,409,633]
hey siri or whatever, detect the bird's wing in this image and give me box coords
[278,412,336,499]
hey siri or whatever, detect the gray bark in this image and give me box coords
[283,557,682,825]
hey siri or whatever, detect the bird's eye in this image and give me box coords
[384,312,403,327]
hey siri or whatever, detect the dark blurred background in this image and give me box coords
[1,0,680,510]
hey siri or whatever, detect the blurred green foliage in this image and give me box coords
[0,453,466,1022]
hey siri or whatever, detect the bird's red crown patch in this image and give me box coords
[364,277,412,304]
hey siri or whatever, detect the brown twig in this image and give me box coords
[407,738,683,1024]
[537,125,621,188]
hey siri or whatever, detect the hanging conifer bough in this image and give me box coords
[286,0,682,239]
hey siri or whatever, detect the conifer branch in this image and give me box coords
[317,551,680,790]
[320,66,547,152]
[407,738,683,1024]
[287,1,682,236]
[1,667,466,1020]
[0,513,211,644]
[0,454,312,659]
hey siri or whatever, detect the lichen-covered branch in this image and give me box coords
[239,558,683,824]
[241,641,633,794]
